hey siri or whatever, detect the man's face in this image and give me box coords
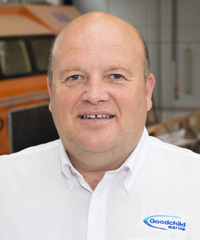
[48,19,155,158]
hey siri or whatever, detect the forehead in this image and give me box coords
[53,15,144,69]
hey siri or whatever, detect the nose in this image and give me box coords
[81,80,110,105]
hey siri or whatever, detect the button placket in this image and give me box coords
[86,173,115,240]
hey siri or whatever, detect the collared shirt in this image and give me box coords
[0,128,200,240]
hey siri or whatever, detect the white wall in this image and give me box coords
[73,0,200,122]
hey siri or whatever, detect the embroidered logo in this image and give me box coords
[143,215,186,231]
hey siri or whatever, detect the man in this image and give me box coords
[0,12,199,240]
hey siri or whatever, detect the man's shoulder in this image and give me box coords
[0,139,61,165]
[149,135,200,161]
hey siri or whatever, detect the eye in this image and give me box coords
[67,74,81,81]
[108,74,126,82]
[110,74,123,80]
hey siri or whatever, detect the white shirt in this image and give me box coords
[0,128,200,240]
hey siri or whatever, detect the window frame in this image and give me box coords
[0,34,55,81]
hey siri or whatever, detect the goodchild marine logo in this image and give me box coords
[143,215,186,231]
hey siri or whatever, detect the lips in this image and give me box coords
[80,114,114,119]
[79,112,115,119]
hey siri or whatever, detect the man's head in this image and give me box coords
[47,12,155,171]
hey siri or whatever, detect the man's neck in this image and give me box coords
[67,149,132,190]
[76,168,105,191]
[64,137,138,190]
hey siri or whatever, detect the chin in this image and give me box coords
[80,142,116,154]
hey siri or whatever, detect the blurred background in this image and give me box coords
[0,0,200,154]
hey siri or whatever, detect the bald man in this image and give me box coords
[0,12,200,240]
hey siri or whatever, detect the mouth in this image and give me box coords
[79,114,115,119]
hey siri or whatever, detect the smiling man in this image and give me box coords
[0,12,200,240]
[47,12,155,188]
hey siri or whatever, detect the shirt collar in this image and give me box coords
[121,127,150,192]
[58,128,150,192]
[58,140,82,190]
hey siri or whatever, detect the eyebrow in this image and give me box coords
[60,67,82,79]
[59,65,133,78]
[106,66,132,75]
[60,67,81,74]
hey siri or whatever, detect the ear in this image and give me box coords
[146,73,155,111]
[47,77,52,112]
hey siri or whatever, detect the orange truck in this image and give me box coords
[0,4,81,154]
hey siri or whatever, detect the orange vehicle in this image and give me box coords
[0,4,81,154]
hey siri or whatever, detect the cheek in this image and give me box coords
[50,89,72,123]
[52,88,77,110]
[118,87,147,131]
[120,86,147,112]
[51,87,84,134]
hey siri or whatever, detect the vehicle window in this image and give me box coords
[31,38,54,72]
[0,39,31,76]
